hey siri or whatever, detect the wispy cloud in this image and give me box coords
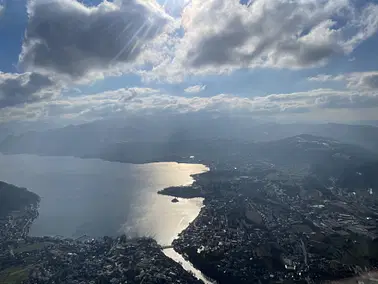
[184,84,206,93]
[3,87,378,123]
[308,71,378,90]
[307,74,345,82]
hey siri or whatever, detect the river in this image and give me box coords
[0,153,212,283]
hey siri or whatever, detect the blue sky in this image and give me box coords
[1,0,378,124]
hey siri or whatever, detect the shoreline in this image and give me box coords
[2,152,378,283]
[0,152,209,242]
[0,151,212,168]
[156,167,378,283]
[0,158,212,283]
[158,167,217,284]
[157,165,216,284]
[0,181,203,284]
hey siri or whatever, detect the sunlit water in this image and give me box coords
[163,248,214,284]
[0,153,208,246]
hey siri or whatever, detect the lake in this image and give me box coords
[0,153,208,246]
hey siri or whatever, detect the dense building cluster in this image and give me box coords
[166,166,378,283]
[22,237,201,284]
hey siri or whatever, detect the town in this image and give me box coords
[161,164,378,283]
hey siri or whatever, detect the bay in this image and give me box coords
[0,153,208,246]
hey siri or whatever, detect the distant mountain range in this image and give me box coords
[2,116,378,193]
[1,116,377,184]
[1,115,378,154]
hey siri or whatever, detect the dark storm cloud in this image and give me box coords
[19,0,169,79]
[188,17,250,68]
[0,72,57,108]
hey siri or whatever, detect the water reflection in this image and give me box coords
[0,153,208,245]
[163,248,214,284]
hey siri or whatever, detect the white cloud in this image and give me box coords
[16,0,378,84]
[19,0,171,81]
[307,74,344,82]
[0,4,4,16]
[346,72,378,90]
[0,72,59,109]
[143,0,378,82]
[0,87,157,122]
[5,0,378,124]
[308,71,378,90]
[263,89,378,110]
[2,87,378,123]
[184,84,206,93]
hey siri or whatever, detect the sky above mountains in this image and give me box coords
[1,0,378,126]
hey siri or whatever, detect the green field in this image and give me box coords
[0,266,31,284]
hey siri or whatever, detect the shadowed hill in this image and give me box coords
[0,181,39,217]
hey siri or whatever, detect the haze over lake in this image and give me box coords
[0,153,208,245]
